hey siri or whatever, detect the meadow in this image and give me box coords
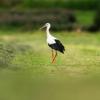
[0,31,100,100]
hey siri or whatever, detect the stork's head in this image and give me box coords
[40,23,51,29]
[45,23,51,27]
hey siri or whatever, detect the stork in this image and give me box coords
[40,23,65,63]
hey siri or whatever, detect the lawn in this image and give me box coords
[0,31,100,100]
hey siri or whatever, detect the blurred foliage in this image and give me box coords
[84,8,100,32]
[0,0,99,10]
[0,9,77,31]
[0,9,95,31]
[0,0,99,31]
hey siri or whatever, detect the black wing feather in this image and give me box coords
[55,39,65,53]
[48,39,65,53]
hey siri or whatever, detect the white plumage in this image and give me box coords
[45,23,56,44]
[47,36,56,45]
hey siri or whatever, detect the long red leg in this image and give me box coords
[52,51,57,63]
[52,49,54,60]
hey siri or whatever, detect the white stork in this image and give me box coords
[40,23,65,63]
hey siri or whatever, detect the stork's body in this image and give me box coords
[41,23,65,63]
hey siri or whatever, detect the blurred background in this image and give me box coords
[0,1,100,100]
[0,0,100,32]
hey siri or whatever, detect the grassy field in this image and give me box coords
[0,31,100,100]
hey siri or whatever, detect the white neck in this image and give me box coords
[46,26,51,37]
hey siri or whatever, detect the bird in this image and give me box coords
[40,23,65,63]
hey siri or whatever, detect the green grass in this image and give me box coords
[0,31,100,100]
